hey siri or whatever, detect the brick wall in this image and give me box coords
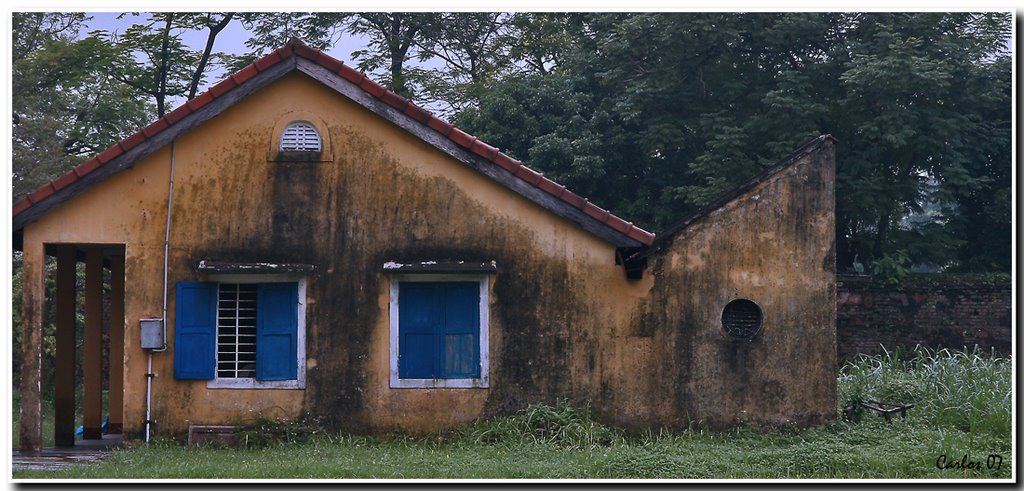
[837,273,1011,363]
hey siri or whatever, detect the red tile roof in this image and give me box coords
[12,38,655,246]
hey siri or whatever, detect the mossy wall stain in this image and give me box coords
[632,143,837,429]
[19,71,837,438]
[115,72,641,436]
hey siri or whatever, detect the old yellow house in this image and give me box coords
[14,39,836,452]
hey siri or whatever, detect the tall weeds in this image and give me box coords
[838,346,1011,438]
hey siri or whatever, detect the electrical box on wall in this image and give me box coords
[140,319,165,350]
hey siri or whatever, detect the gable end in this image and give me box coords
[13,40,654,249]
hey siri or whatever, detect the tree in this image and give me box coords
[91,13,199,117]
[229,12,350,71]
[12,12,154,198]
[183,12,236,100]
[456,12,1012,272]
[411,12,512,113]
[345,13,437,99]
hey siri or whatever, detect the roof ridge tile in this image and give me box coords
[513,165,543,186]
[27,183,57,204]
[141,118,170,138]
[338,64,363,84]
[470,140,500,160]
[293,44,319,61]
[254,52,280,71]
[186,91,214,112]
[582,201,611,222]
[358,77,386,97]
[403,103,431,124]
[315,51,343,73]
[12,199,31,216]
[209,77,238,98]
[560,191,585,209]
[426,117,454,136]
[51,171,78,191]
[162,105,190,125]
[381,90,409,111]
[448,128,475,148]
[232,63,259,85]
[492,153,522,173]
[272,45,293,61]
[119,131,146,151]
[536,177,564,197]
[73,158,100,177]
[96,145,124,164]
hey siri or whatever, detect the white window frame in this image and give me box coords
[389,274,490,389]
[206,274,307,390]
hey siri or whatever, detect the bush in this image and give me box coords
[460,399,619,449]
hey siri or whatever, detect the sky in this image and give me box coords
[81,12,374,110]
[84,12,368,65]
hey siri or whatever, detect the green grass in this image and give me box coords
[13,347,1012,480]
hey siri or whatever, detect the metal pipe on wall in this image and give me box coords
[147,140,177,444]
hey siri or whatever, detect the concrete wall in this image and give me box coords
[21,71,838,437]
[629,141,837,430]
[837,274,1011,363]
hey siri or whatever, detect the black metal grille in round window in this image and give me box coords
[721,299,763,339]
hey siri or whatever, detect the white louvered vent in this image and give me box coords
[280,121,322,152]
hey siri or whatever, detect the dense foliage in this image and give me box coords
[11,13,153,198]
[455,13,1012,272]
[11,12,1012,272]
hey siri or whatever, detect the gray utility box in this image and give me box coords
[140,319,165,350]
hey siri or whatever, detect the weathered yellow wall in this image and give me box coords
[20,71,835,438]
[628,143,837,429]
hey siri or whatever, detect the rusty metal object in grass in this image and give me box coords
[844,399,914,423]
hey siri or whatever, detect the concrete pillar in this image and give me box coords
[18,241,45,454]
[108,254,125,434]
[54,245,78,447]
[82,249,104,440]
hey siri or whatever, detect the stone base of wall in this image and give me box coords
[837,273,1011,364]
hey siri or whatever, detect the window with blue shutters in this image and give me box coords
[389,276,489,388]
[174,278,306,389]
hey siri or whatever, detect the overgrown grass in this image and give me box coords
[459,399,619,449]
[13,347,1012,480]
[839,346,1012,438]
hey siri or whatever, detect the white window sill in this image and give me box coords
[207,378,305,390]
[390,377,489,389]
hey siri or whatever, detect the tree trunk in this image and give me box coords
[155,13,174,117]
[189,13,234,100]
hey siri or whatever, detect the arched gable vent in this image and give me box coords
[280,121,322,152]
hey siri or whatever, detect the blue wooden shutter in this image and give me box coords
[399,282,443,378]
[256,283,298,381]
[174,282,217,380]
[441,282,480,378]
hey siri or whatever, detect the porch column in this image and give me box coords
[107,254,125,434]
[82,249,104,439]
[18,242,45,454]
[54,245,78,447]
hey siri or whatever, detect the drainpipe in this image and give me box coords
[147,140,177,444]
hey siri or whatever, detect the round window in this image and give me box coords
[721,299,763,339]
